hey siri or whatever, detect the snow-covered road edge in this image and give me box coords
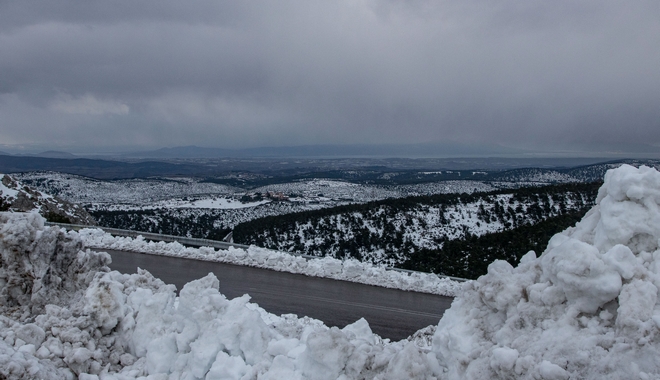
[0,212,442,380]
[75,228,464,297]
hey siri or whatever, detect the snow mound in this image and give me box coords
[0,212,441,379]
[0,212,108,316]
[432,165,660,379]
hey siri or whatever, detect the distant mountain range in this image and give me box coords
[4,140,660,160]
[1,149,659,183]
[3,143,513,159]
[32,150,78,159]
[0,154,205,180]
[124,143,518,159]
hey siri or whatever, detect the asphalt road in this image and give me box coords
[104,249,455,341]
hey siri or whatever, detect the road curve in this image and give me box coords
[103,249,455,341]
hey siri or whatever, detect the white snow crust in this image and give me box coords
[76,228,463,297]
[3,164,660,379]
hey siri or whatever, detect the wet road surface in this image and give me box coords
[104,249,454,340]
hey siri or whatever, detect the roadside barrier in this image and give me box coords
[46,222,469,283]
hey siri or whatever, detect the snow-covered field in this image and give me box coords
[13,172,529,220]
[151,198,270,210]
[12,172,240,205]
[12,171,570,239]
[3,164,660,379]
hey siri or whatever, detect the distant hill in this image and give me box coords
[125,146,235,159]
[0,154,217,180]
[2,152,659,185]
[33,150,78,159]
[125,143,518,159]
[232,182,601,276]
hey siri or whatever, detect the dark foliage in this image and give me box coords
[91,209,231,241]
[400,209,590,279]
[45,212,72,224]
[234,182,599,243]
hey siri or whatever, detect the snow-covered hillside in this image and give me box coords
[12,172,241,205]
[14,172,505,207]
[12,172,531,233]
[2,164,660,379]
[236,184,598,267]
[0,174,95,225]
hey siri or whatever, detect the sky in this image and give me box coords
[1,0,659,157]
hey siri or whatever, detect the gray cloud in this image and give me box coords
[0,0,659,154]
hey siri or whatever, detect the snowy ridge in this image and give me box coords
[3,164,660,378]
[14,172,494,208]
[237,186,596,267]
[14,172,504,233]
[12,172,240,205]
[76,228,464,296]
[0,174,95,225]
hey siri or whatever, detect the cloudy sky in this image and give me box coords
[1,0,659,156]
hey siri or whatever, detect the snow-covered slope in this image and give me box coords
[2,164,660,379]
[236,184,597,267]
[0,174,95,225]
[12,172,240,205]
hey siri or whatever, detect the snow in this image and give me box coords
[0,174,20,198]
[0,212,443,379]
[3,164,660,379]
[250,190,594,266]
[152,197,270,210]
[76,228,463,297]
[11,172,240,205]
[432,165,660,378]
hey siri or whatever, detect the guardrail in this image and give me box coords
[46,222,254,251]
[46,222,469,282]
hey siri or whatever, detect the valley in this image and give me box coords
[4,158,659,280]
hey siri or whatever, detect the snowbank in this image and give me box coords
[432,165,660,379]
[0,212,441,379]
[76,228,463,297]
[3,164,660,379]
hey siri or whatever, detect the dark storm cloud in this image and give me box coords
[0,0,659,154]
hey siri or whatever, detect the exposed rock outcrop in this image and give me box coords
[1,174,95,225]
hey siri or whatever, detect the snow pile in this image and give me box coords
[0,212,442,379]
[5,163,660,379]
[77,228,463,297]
[432,165,660,379]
